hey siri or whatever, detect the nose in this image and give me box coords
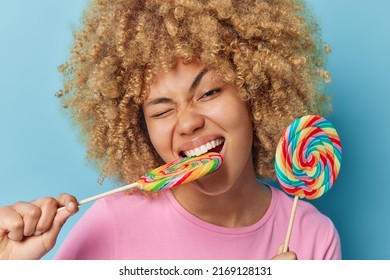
[175,107,205,136]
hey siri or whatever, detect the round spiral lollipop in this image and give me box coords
[275,115,342,199]
[275,115,342,252]
[137,152,223,191]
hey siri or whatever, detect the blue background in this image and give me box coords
[0,0,389,260]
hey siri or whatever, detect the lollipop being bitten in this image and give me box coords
[274,115,342,252]
[58,152,222,211]
[138,152,223,191]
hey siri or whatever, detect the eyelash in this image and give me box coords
[150,88,222,118]
[199,88,221,100]
[151,109,173,118]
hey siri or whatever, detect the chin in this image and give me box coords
[191,172,232,196]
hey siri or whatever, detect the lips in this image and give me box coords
[179,138,225,157]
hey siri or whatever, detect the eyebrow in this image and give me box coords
[189,68,208,92]
[145,67,209,107]
[145,97,173,106]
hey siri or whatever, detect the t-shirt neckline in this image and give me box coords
[163,185,278,235]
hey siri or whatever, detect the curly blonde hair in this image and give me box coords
[57,0,331,185]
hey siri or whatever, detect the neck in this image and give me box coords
[171,166,271,228]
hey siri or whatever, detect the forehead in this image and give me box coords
[150,62,204,91]
[145,63,213,105]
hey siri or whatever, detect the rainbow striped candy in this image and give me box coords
[274,115,342,199]
[137,152,223,191]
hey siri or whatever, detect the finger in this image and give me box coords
[56,193,79,213]
[0,206,25,241]
[30,197,58,234]
[271,244,298,260]
[31,194,78,235]
[280,251,298,260]
[11,201,42,237]
[276,243,284,255]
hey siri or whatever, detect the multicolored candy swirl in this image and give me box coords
[137,152,223,191]
[274,115,342,199]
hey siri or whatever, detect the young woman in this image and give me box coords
[0,0,340,260]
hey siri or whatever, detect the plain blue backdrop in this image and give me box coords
[0,1,389,260]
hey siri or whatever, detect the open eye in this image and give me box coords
[199,88,221,100]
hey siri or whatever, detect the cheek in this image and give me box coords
[208,97,252,131]
[145,121,173,158]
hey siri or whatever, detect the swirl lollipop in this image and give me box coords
[58,152,222,211]
[274,115,342,252]
[138,152,223,191]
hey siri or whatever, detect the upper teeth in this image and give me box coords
[183,139,224,157]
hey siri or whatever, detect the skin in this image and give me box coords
[144,60,297,259]
[0,194,78,260]
[143,61,267,226]
[0,60,296,260]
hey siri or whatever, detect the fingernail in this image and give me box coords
[67,202,76,211]
[33,230,42,236]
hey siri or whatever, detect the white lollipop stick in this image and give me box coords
[57,182,138,212]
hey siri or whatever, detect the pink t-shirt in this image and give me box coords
[54,186,341,260]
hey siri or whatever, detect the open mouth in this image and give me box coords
[179,138,225,158]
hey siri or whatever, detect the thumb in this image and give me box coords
[276,243,285,255]
[272,243,298,260]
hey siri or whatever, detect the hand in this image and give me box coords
[0,194,78,260]
[271,244,298,260]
